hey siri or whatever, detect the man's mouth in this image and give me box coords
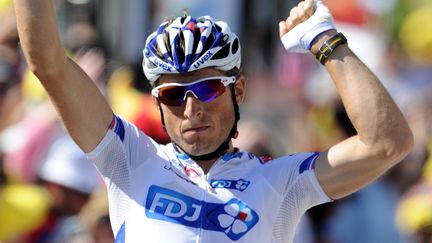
[182,124,212,139]
[183,126,209,134]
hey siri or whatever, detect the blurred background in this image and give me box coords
[0,0,431,242]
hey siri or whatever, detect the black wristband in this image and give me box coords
[315,32,347,65]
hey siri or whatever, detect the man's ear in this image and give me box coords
[234,75,246,104]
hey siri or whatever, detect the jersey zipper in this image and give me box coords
[198,167,209,243]
[198,157,223,243]
[197,156,231,242]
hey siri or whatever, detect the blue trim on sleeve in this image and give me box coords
[299,152,320,174]
[115,116,125,142]
[109,115,125,142]
[115,222,126,243]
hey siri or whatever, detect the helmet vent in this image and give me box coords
[215,24,222,32]
[231,38,239,54]
[177,32,186,64]
[211,44,230,60]
[200,34,215,58]
[192,28,200,58]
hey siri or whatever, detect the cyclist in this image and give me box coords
[13,0,413,242]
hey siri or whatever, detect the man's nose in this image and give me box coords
[183,93,203,120]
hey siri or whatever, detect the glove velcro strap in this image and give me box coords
[316,32,347,65]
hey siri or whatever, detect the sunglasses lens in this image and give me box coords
[158,86,186,106]
[192,79,226,102]
[157,78,228,106]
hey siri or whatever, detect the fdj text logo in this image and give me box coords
[146,186,202,228]
[146,185,259,241]
[210,179,250,192]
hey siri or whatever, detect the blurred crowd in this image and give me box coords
[0,0,431,242]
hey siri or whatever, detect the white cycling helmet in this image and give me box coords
[143,15,241,82]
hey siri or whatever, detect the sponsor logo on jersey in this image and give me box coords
[163,165,197,185]
[184,165,201,178]
[146,185,259,241]
[210,179,250,192]
[259,156,273,164]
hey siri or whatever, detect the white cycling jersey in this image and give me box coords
[87,115,331,243]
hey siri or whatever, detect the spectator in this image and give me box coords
[21,135,102,243]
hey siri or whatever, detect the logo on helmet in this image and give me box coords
[193,51,214,69]
[154,59,173,72]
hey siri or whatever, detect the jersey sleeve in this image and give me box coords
[86,114,160,178]
[262,152,332,242]
[262,152,331,213]
[85,114,160,234]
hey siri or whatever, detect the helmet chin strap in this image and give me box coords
[158,84,240,161]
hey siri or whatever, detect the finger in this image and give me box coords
[289,7,300,21]
[289,7,304,27]
[303,0,315,16]
[280,18,295,36]
[298,1,311,18]
[289,7,300,22]
[296,2,311,21]
[298,1,305,9]
[279,21,289,38]
[285,18,296,31]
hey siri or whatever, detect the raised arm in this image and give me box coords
[13,0,113,152]
[280,0,413,199]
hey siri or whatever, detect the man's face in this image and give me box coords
[155,68,245,157]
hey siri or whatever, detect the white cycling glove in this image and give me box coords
[281,0,336,53]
